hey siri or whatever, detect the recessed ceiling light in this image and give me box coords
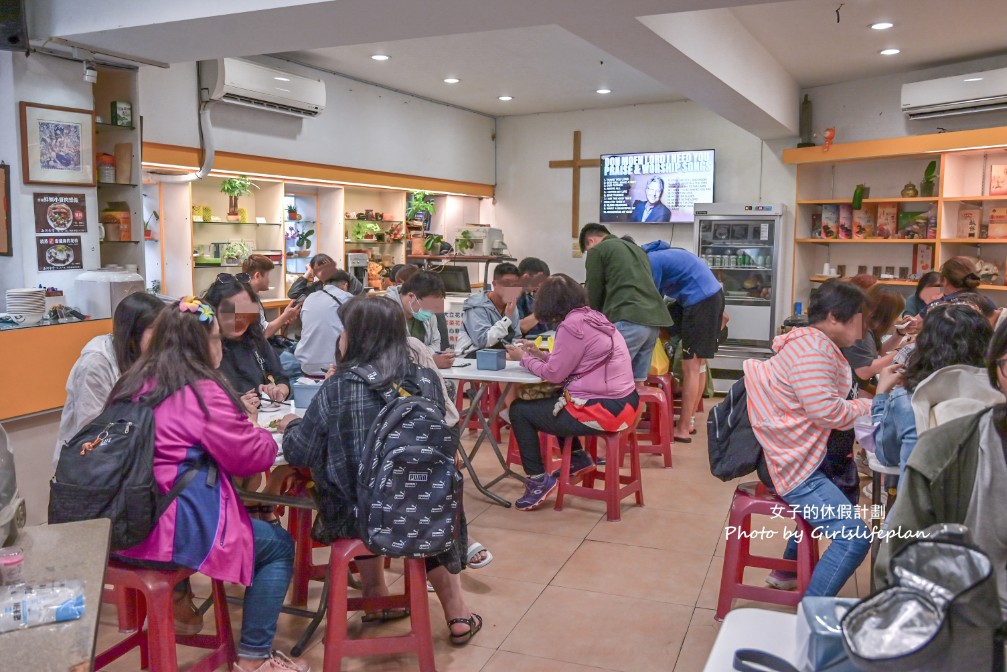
[880,48,900,56]
[964,77,984,82]
[276,88,291,93]
[871,22,894,30]
[371,54,390,61]
[596,88,612,94]
[443,78,460,84]
[273,76,291,82]
[498,96,513,101]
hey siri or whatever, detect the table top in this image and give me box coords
[703,608,798,672]
[4,519,111,671]
[441,359,542,384]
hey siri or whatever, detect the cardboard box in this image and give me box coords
[811,213,823,238]
[820,204,839,239]
[876,202,898,239]
[852,204,877,238]
[957,206,982,238]
[111,100,132,127]
[913,244,935,275]
[988,207,1007,239]
[898,211,927,239]
[837,204,853,239]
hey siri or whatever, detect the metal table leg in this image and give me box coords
[455,382,513,507]
[466,382,525,490]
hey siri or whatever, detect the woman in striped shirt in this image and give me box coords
[743,280,873,596]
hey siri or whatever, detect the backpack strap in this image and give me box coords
[321,286,345,306]
[348,364,400,404]
[732,649,801,672]
[155,453,216,520]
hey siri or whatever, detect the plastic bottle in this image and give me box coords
[0,580,86,633]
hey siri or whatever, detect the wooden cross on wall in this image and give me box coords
[549,130,600,238]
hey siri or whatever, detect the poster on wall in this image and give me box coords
[33,192,87,234]
[36,235,83,271]
[599,149,715,223]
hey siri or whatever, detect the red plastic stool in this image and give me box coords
[505,431,562,475]
[715,482,821,621]
[645,373,676,427]
[455,380,504,441]
[635,384,673,468]
[554,406,645,522]
[96,562,235,672]
[323,539,435,672]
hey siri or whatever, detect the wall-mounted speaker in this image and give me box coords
[0,0,28,53]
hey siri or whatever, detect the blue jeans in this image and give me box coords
[279,349,303,381]
[239,519,296,659]
[780,470,871,597]
[614,321,658,382]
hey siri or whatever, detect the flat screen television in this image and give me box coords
[599,149,715,223]
[430,264,471,293]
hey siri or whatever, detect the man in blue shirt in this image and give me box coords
[642,241,724,442]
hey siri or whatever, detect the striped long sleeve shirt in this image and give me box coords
[743,326,871,495]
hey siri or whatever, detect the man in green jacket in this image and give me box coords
[578,223,673,382]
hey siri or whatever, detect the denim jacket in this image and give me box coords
[871,386,917,477]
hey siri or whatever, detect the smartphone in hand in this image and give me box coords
[893,343,915,366]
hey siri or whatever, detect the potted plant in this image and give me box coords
[219,175,258,221]
[221,240,251,266]
[386,223,404,242]
[143,210,159,240]
[350,220,381,241]
[286,204,301,221]
[295,228,314,257]
[455,229,474,253]
[407,191,436,224]
[920,160,938,197]
[423,234,444,256]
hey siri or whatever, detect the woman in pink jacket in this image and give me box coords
[110,297,308,672]
[505,274,639,510]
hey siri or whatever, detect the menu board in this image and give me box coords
[36,235,83,271]
[33,193,87,234]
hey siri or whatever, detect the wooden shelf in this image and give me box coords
[810,275,915,286]
[797,197,937,205]
[941,238,1007,244]
[795,238,926,244]
[942,195,1007,202]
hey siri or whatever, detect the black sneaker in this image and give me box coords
[552,450,595,479]
[516,473,558,511]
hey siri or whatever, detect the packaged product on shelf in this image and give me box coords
[837,204,853,239]
[0,580,86,633]
[811,213,823,238]
[957,206,982,238]
[852,203,877,238]
[912,244,935,275]
[820,204,839,239]
[897,211,927,239]
[988,207,1007,239]
[875,202,898,239]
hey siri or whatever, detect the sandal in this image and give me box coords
[466,542,494,569]
[361,607,411,624]
[448,613,483,646]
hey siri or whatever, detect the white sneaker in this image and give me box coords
[234,651,310,672]
[765,570,798,591]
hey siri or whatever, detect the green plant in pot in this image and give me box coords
[407,191,436,224]
[295,228,314,257]
[221,240,251,265]
[350,220,381,241]
[455,229,474,253]
[424,234,444,256]
[920,160,938,197]
[219,176,258,221]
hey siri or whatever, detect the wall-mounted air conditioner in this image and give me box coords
[198,58,325,118]
[902,67,1007,120]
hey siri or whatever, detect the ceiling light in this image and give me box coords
[498,96,513,101]
[870,22,894,30]
[273,76,291,82]
[371,54,390,61]
[964,77,984,82]
[443,78,460,84]
[596,88,611,94]
[880,48,900,56]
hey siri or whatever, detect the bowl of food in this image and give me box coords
[44,244,74,268]
[47,203,74,231]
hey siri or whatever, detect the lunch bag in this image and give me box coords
[842,524,1005,672]
[353,365,462,558]
[48,400,211,550]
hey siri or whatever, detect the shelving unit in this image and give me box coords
[783,126,1007,308]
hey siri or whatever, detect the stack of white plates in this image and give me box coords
[6,288,46,326]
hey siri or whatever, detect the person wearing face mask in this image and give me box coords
[295,270,355,376]
[385,270,454,368]
[287,253,365,301]
[202,274,290,403]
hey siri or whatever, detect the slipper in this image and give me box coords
[674,436,692,444]
[448,613,483,646]
[466,542,494,569]
[361,607,411,624]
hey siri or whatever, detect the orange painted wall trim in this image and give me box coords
[783,125,1007,165]
[0,319,112,421]
[142,143,495,198]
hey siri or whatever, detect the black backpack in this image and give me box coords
[707,376,765,481]
[352,365,461,558]
[48,400,208,551]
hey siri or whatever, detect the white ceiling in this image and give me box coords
[28,0,1007,138]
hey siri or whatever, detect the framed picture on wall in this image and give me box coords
[19,102,96,187]
[0,163,10,256]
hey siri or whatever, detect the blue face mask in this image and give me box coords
[409,297,433,322]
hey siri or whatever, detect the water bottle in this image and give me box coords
[0,580,86,633]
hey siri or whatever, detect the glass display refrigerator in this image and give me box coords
[693,203,786,391]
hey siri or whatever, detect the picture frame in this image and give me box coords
[19,102,96,187]
[0,163,10,256]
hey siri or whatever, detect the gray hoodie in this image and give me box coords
[454,292,520,356]
[54,334,119,469]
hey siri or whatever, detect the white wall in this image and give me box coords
[0,52,101,307]
[139,57,497,185]
[803,54,1007,144]
[494,100,796,280]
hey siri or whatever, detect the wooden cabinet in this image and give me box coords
[784,126,1007,308]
